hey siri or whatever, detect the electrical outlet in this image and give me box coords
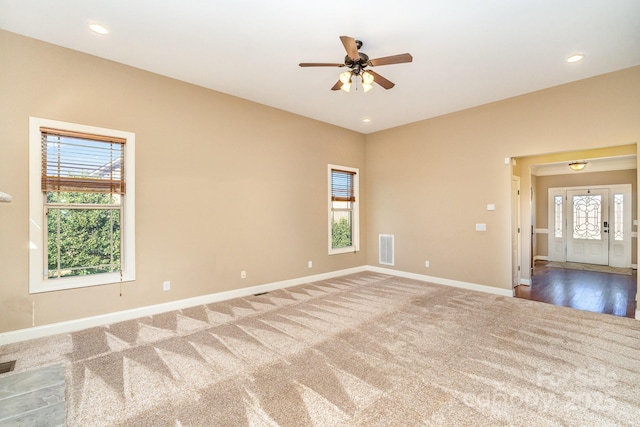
[308,260,313,268]
[240,270,247,279]
[163,281,170,291]
[424,261,430,268]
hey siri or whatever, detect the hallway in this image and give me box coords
[515,261,637,318]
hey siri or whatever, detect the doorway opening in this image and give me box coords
[511,145,638,318]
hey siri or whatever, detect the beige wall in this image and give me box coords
[366,66,640,288]
[0,31,367,333]
[533,169,637,262]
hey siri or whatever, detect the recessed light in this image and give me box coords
[89,23,109,35]
[566,53,584,63]
[362,118,371,123]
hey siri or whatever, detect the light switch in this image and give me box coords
[476,223,487,231]
[487,204,496,211]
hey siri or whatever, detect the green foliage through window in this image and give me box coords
[47,191,121,278]
[331,216,352,249]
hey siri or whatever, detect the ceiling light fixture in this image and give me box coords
[89,23,109,35]
[566,53,584,63]
[569,161,587,171]
[301,37,411,93]
[362,118,371,123]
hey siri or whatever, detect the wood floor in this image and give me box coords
[515,261,638,318]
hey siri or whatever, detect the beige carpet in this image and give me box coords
[545,261,633,275]
[1,272,640,426]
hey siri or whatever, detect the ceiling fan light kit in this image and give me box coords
[299,36,412,93]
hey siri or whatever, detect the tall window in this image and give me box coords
[613,193,624,241]
[30,118,135,293]
[554,195,563,238]
[328,165,359,254]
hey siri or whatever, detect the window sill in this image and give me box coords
[329,246,359,255]
[29,272,134,294]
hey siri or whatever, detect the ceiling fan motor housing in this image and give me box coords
[344,44,370,74]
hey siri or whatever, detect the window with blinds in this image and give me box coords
[329,165,359,254]
[331,169,356,203]
[29,117,136,293]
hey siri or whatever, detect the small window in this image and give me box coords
[328,165,359,254]
[29,118,135,293]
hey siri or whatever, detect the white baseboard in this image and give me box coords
[367,266,514,297]
[519,278,532,286]
[0,266,367,346]
[0,265,534,345]
[636,309,640,321]
[533,256,550,262]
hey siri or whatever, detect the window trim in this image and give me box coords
[328,164,360,255]
[29,117,136,293]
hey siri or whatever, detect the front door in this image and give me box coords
[566,189,609,265]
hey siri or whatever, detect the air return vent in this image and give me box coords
[0,360,16,374]
[379,234,394,266]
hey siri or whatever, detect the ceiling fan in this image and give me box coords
[299,36,413,92]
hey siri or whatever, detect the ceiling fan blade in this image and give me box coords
[331,80,343,91]
[369,53,413,67]
[367,70,395,89]
[339,36,360,61]
[299,62,345,67]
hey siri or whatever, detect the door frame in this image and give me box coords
[511,176,522,288]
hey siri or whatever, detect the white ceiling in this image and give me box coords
[1,0,639,134]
